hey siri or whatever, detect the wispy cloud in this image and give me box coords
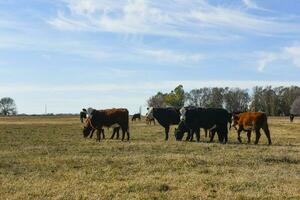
[256,44,300,71]
[48,0,300,38]
[242,0,269,11]
[137,48,205,64]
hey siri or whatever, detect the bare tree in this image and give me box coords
[0,97,17,115]
[147,92,166,108]
[224,88,250,112]
[290,96,300,115]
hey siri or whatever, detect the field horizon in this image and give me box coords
[0,116,299,199]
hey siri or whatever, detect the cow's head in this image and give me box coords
[83,118,94,138]
[174,121,186,141]
[232,113,241,130]
[146,107,154,119]
[180,107,187,121]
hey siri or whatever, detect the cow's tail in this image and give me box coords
[228,112,233,130]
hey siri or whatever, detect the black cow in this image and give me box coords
[146,107,181,140]
[132,113,141,122]
[176,107,230,143]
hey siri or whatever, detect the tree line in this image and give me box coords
[147,85,300,116]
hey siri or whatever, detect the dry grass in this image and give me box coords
[0,116,299,200]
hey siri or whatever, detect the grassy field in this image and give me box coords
[0,116,299,200]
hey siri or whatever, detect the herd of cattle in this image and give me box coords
[80,106,273,145]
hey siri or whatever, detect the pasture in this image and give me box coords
[0,116,299,199]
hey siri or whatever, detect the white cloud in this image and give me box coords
[242,0,269,11]
[284,46,300,68]
[256,44,300,71]
[257,52,279,72]
[138,49,205,63]
[48,0,300,38]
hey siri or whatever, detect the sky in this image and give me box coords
[0,0,300,114]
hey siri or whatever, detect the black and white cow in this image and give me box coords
[146,107,182,140]
[176,107,230,143]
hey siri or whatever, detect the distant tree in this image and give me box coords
[147,92,166,108]
[185,88,209,107]
[290,96,300,115]
[224,88,250,112]
[0,97,17,115]
[164,85,185,107]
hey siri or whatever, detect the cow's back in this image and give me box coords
[238,112,267,128]
[153,108,180,127]
[94,108,129,128]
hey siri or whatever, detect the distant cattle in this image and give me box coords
[145,116,155,125]
[83,108,130,141]
[132,113,141,122]
[233,112,272,145]
[290,114,295,122]
[146,107,181,140]
[177,107,230,143]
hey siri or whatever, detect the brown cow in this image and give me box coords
[233,112,272,145]
[83,108,130,141]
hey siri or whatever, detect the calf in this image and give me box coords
[233,112,271,145]
[83,108,130,141]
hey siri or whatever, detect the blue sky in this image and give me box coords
[0,0,300,114]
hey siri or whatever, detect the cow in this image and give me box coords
[176,107,230,143]
[232,112,272,145]
[290,114,295,122]
[146,107,181,140]
[132,113,141,122]
[83,108,130,141]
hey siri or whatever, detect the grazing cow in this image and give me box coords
[176,107,230,143]
[80,108,87,123]
[290,114,295,122]
[83,108,130,141]
[132,113,141,122]
[233,112,272,145]
[146,107,181,140]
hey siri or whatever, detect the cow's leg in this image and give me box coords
[263,125,272,145]
[195,128,200,142]
[237,126,243,143]
[246,130,251,144]
[164,126,170,141]
[254,128,261,145]
[188,129,194,142]
[126,129,130,141]
[102,129,105,139]
[110,129,116,139]
[185,130,191,141]
[121,127,126,141]
[205,129,208,138]
[223,125,228,144]
[96,129,101,142]
[209,129,216,143]
[90,129,95,138]
[116,128,120,139]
